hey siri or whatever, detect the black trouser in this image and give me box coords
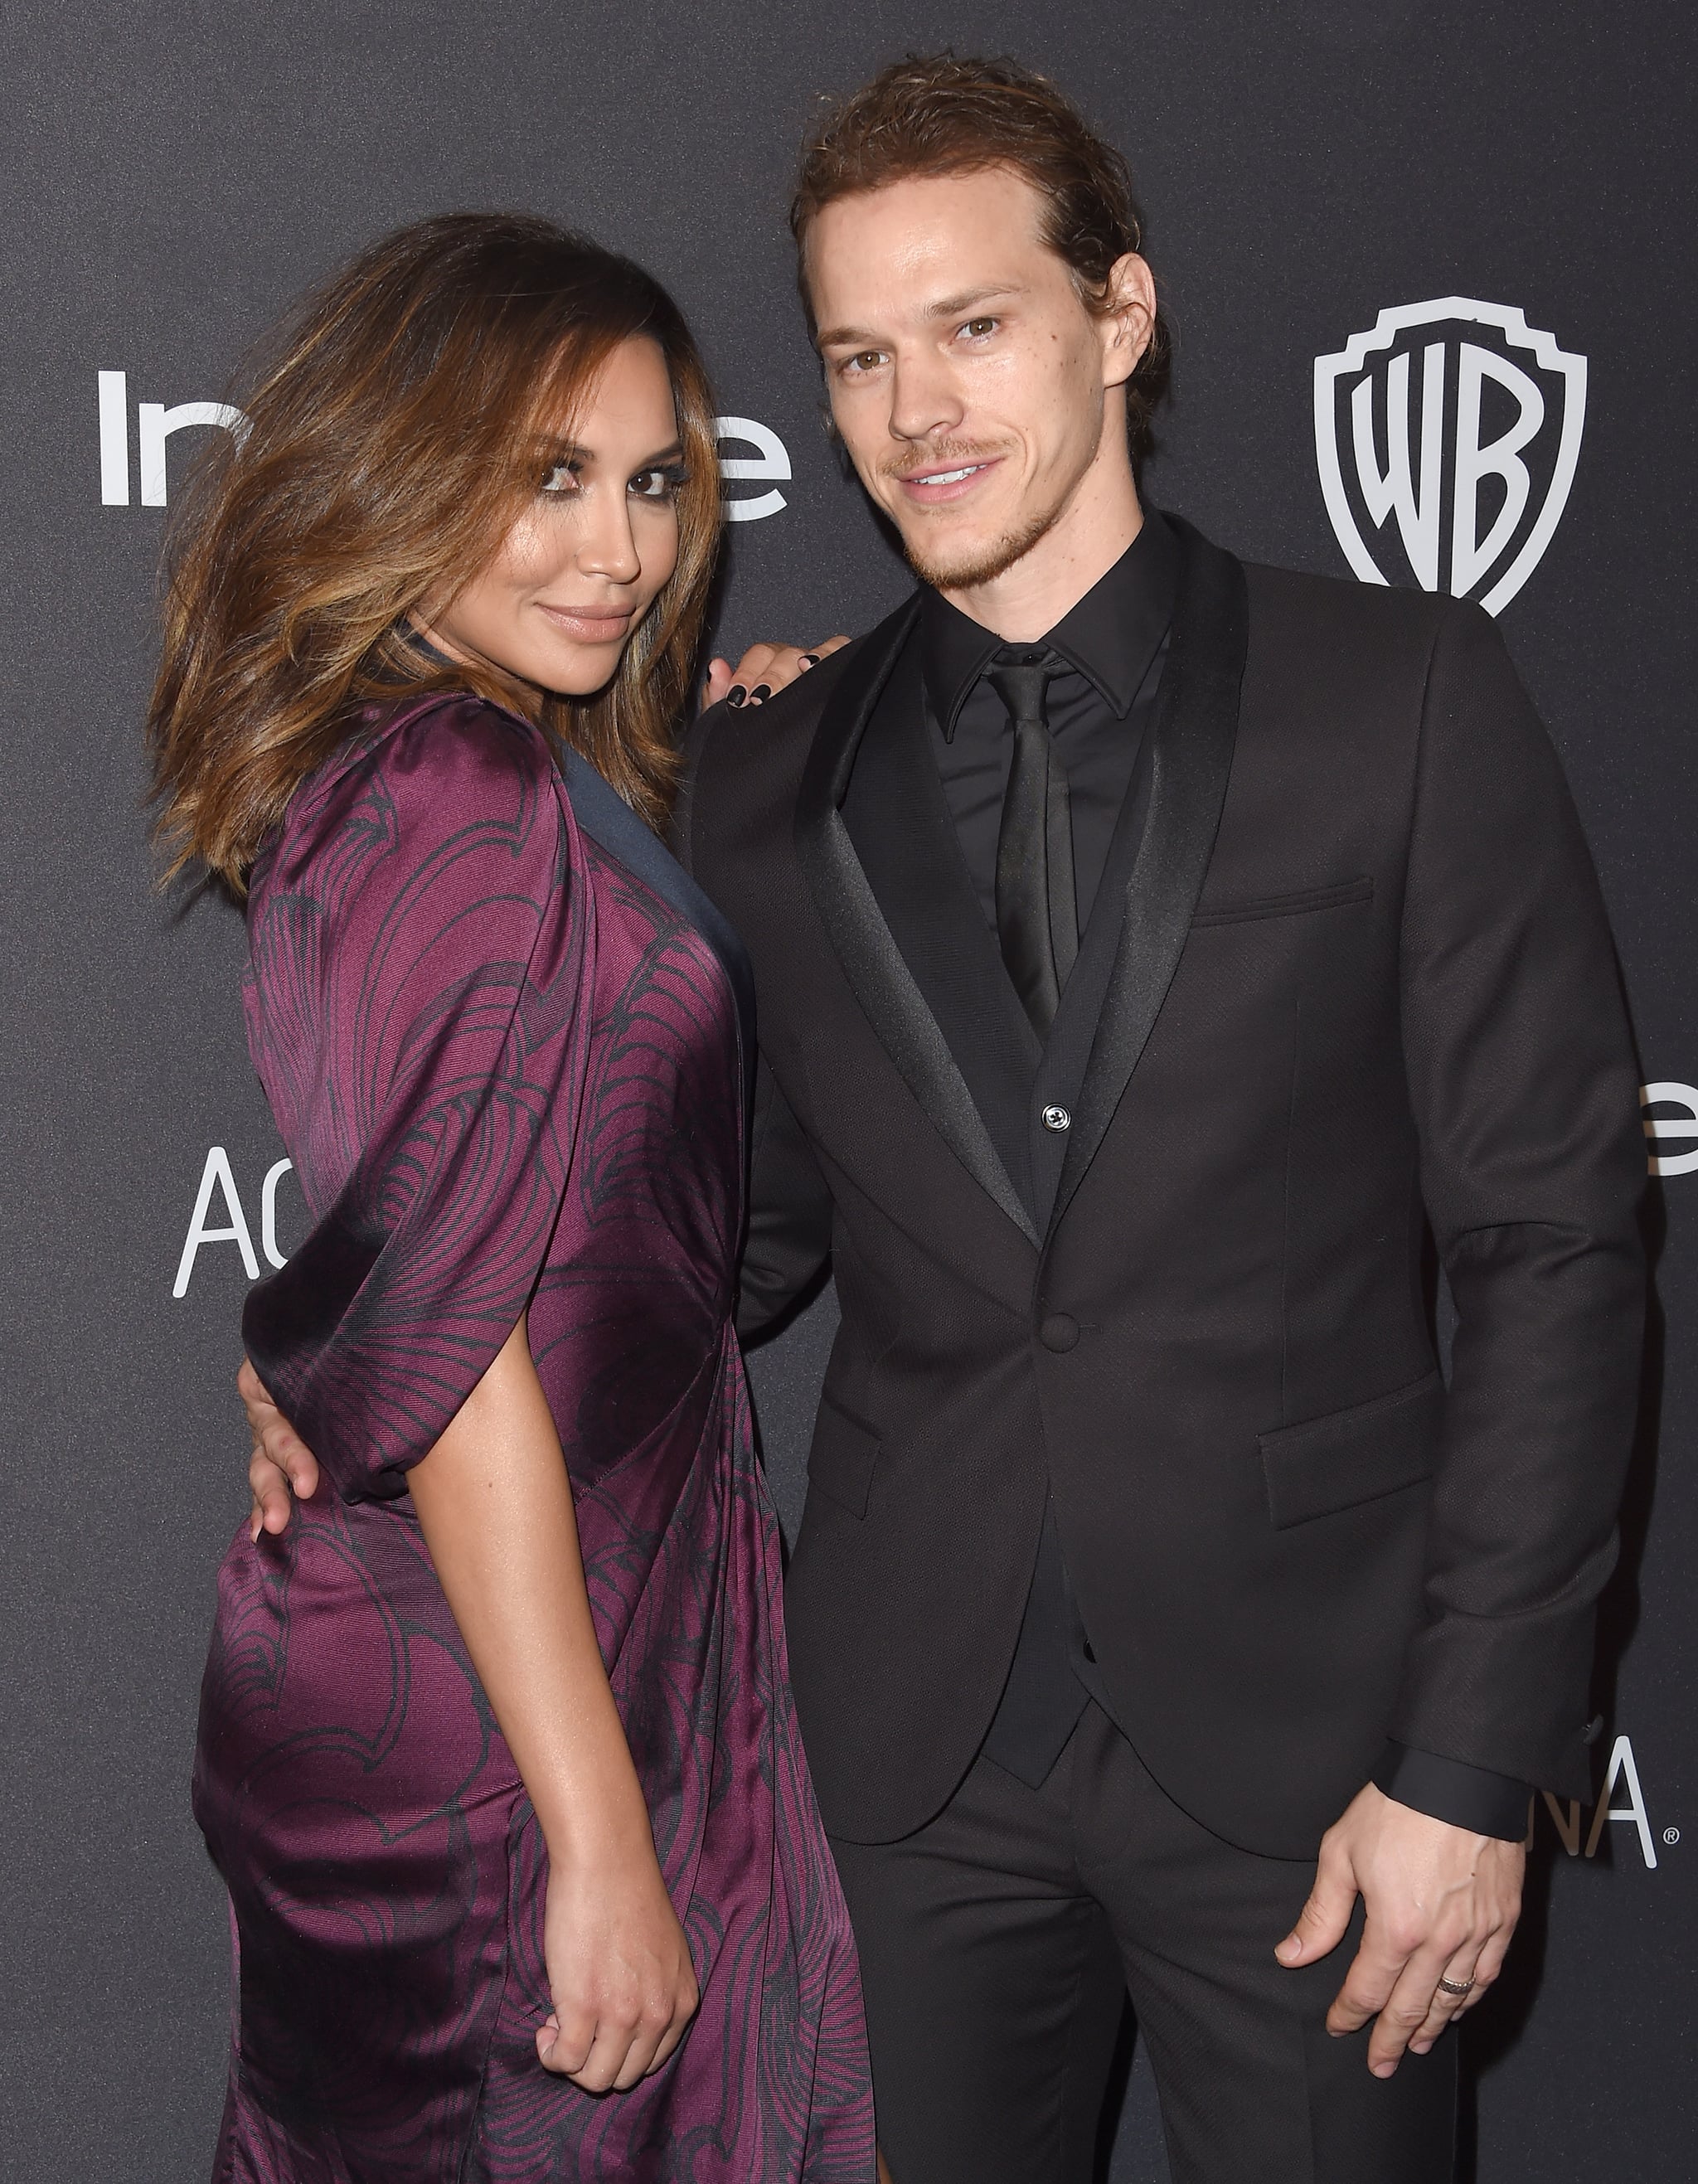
[828,1704,1457,2184]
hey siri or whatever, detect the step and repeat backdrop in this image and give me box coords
[0,3,1691,2178]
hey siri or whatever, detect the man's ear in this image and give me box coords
[1099,252,1157,389]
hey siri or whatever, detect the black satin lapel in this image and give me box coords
[1051,522,1248,1226]
[797,599,1042,1249]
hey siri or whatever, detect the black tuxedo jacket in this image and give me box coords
[684,519,1645,1856]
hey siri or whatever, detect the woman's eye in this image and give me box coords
[541,461,580,494]
[629,468,686,502]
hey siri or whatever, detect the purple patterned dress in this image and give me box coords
[192,693,873,2183]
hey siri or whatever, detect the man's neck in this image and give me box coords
[940,463,1145,644]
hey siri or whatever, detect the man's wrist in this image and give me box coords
[1371,1740,1531,1840]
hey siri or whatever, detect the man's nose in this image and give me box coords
[887,351,964,445]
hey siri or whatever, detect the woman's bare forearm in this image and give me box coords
[407,1315,647,1858]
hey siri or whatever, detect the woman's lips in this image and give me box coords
[538,602,635,642]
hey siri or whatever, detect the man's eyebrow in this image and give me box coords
[814,284,1025,352]
[924,284,1024,321]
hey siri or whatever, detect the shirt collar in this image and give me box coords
[919,509,1182,740]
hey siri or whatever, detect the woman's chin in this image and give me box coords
[528,639,628,701]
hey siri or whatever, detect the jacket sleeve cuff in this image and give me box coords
[1371,1741,1531,1841]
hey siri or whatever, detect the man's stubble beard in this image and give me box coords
[899,493,1062,592]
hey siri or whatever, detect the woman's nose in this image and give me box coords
[577,490,642,585]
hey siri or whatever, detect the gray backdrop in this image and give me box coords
[1,2,1692,2177]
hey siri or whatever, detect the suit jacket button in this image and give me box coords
[1041,1104,1071,1132]
[1582,1713,1605,1745]
[1041,1313,1079,1352]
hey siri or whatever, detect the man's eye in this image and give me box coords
[541,461,580,494]
[840,350,886,377]
[960,317,997,339]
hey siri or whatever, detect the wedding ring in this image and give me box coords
[1436,1976,1474,1997]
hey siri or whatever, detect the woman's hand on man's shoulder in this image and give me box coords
[700,636,851,714]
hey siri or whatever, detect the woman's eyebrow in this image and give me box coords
[533,437,686,468]
[629,439,686,468]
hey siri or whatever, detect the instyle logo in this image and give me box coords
[99,373,792,522]
[715,415,791,522]
[1642,1082,1698,1177]
[99,370,247,506]
[1313,300,1586,614]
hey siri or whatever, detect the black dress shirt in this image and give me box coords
[921,513,1179,938]
[878,512,1531,1840]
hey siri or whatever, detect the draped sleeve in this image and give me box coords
[241,696,590,1502]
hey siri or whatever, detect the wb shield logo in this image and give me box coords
[1314,299,1586,615]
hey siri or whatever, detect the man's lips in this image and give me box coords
[893,457,1002,506]
[538,602,636,641]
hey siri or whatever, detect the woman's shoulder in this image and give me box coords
[260,691,568,901]
[339,688,554,798]
[301,689,560,832]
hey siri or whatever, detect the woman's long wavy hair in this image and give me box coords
[148,213,722,890]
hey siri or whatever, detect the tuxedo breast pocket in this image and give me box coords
[1258,1368,1442,1528]
[1190,876,1374,929]
[806,1395,882,1521]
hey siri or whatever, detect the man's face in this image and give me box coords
[808,167,1147,591]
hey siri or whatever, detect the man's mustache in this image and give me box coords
[876,440,1012,484]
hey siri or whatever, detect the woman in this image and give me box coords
[150,213,873,2182]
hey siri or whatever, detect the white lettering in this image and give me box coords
[138,399,250,507]
[98,370,129,505]
[173,1146,261,1298]
[1450,343,1545,599]
[1350,341,1443,591]
[1584,1735,1658,1870]
[716,415,790,523]
[1642,1081,1698,1177]
[260,1158,296,1270]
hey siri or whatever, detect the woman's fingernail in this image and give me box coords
[726,685,746,708]
[750,683,773,705]
[798,653,820,668]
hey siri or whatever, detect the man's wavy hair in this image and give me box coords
[791,54,1171,465]
[148,213,721,890]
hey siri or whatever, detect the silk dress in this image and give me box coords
[192,692,874,2182]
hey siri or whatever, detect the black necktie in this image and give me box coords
[988,648,1078,1038]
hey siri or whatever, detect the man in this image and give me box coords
[248,54,1645,2184]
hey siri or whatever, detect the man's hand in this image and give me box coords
[1275,1782,1525,2076]
[240,1356,321,1541]
[701,636,850,711]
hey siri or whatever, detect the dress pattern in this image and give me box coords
[192,694,873,2182]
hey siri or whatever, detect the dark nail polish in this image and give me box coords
[750,683,773,705]
[726,685,746,708]
[798,653,820,668]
